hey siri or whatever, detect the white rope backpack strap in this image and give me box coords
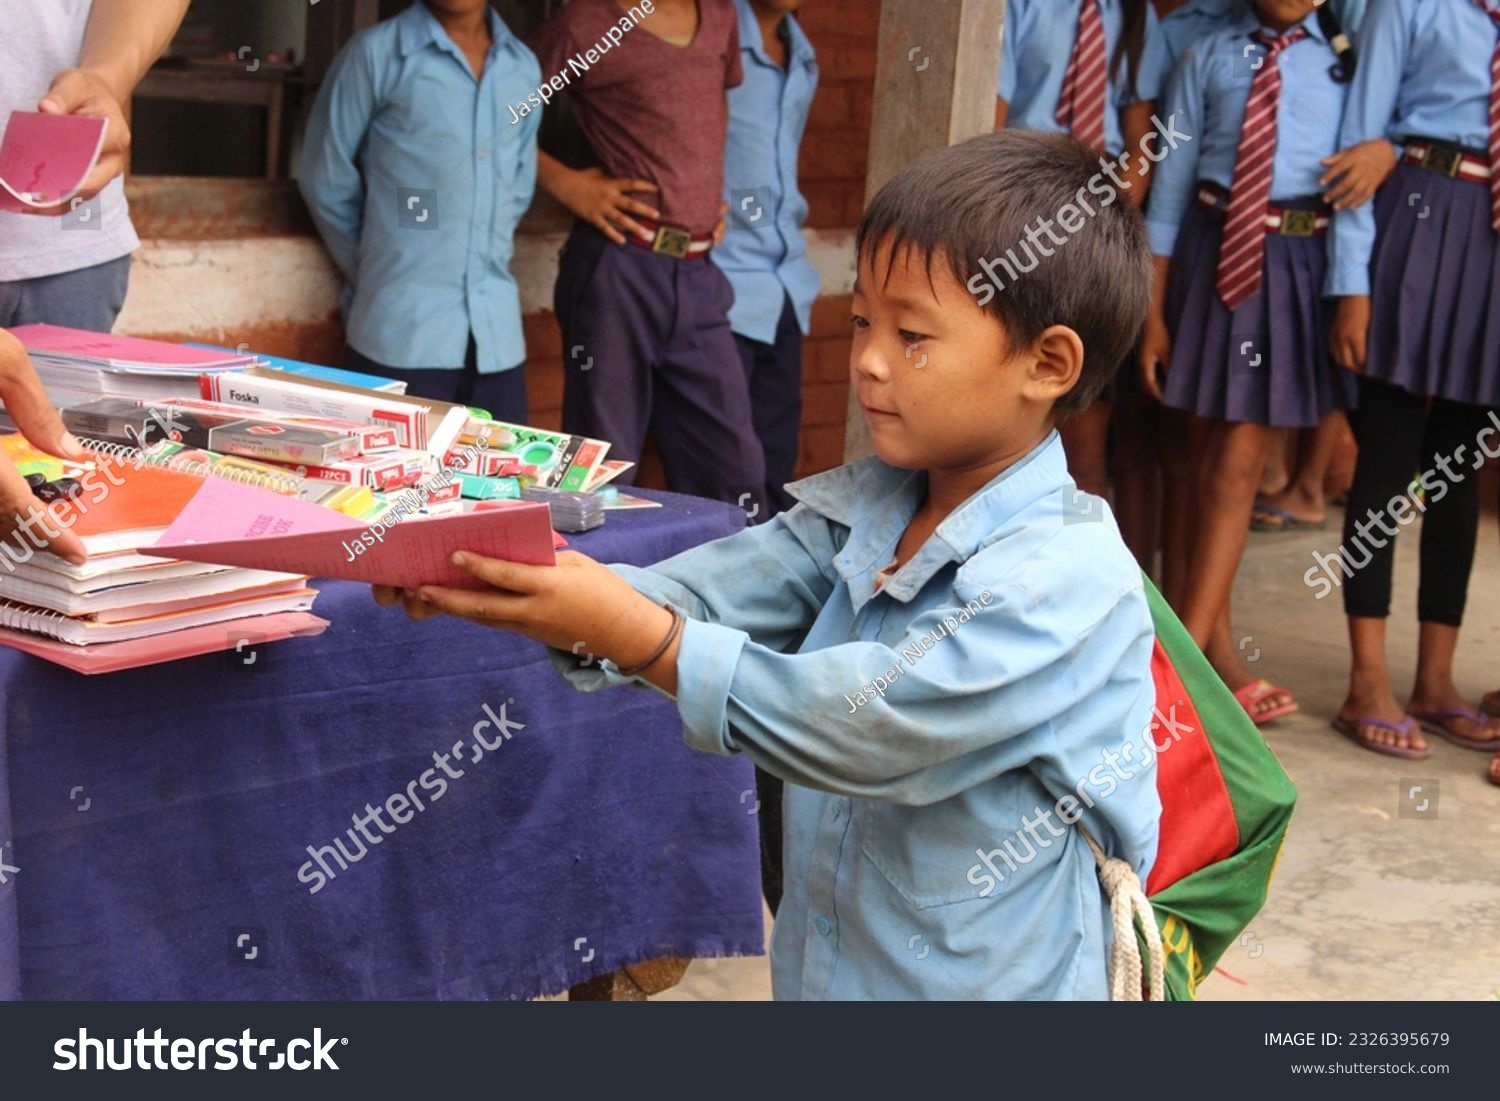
[1078,825,1165,1002]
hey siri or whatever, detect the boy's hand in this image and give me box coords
[1330,296,1372,372]
[373,550,677,670]
[1320,140,1397,210]
[1137,313,1171,401]
[555,167,661,246]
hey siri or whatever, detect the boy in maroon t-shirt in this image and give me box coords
[528,0,766,517]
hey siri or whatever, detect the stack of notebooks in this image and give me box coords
[11,324,258,405]
[0,435,326,673]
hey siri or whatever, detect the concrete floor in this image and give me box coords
[661,507,1500,1001]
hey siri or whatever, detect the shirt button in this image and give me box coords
[815,916,832,937]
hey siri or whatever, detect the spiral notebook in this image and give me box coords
[1,434,302,555]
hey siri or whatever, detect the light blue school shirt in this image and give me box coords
[299,4,541,373]
[550,433,1162,1000]
[719,1,820,344]
[1329,0,1499,296]
[1146,10,1350,268]
[998,0,1173,156]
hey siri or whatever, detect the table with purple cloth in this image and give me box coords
[0,488,765,1000]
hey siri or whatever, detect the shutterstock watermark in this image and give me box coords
[295,700,524,894]
[1304,409,1500,599]
[966,112,1193,306]
[964,700,1194,897]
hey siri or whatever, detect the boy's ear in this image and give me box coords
[1025,325,1085,403]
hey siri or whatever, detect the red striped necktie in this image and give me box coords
[1473,0,1500,232]
[1056,0,1109,152]
[1216,27,1308,311]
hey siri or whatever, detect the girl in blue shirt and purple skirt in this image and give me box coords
[1327,0,1500,775]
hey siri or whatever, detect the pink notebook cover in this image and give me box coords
[147,476,557,589]
[9,322,246,368]
[0,111,107,212]
[0,611,330,674]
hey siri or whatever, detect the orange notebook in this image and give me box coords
[2,435,291,554]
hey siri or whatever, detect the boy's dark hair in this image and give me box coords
[855,129,1152,415]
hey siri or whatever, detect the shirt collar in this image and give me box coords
[734,0,816,70]
[397,3,512,61]
[785,431,1072,607]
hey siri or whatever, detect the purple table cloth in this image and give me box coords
[0,489,764,1000]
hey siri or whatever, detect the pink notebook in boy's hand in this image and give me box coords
[0,111,108,212]
[146,477,557,589]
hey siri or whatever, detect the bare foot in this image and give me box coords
[1482,689,1500,718]
[1206,636,1296,720]
[1489,753,1500,787]
[1336,687,1428,755]
[1407,688,1500,748]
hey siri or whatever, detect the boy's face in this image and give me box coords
[424,0,491,17]
[1253,0,1317,29]
[850,240,1077,474]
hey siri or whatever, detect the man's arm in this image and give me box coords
[35,0,191,199]
[300,44,380,283]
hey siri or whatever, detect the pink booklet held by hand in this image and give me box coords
[0,111,108,212]
[146,477,557,589]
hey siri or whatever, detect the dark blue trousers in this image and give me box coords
[344,336,528,424]
[734,293,804,518]
[553,222,767,519]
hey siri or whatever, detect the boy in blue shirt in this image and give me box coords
[377,130,1162,999]
[300,1,541,420]
[720,0,819,520]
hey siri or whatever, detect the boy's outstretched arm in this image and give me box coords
[381,543,1155,810]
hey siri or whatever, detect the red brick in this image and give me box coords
[523,311,563,362]
[797,1,879,40]
[803,181,850,229]
[807,84,851,130]
[810,337,852,381]
[800,130,868,182]
[525,357,564,420]
[810,294,854,337]
[818,44,879,82]
[796,423,847,479]
[848,82,875,130]
[802,379,852,427]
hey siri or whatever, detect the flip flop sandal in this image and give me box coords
[1233,678,1300,725]
[1331,715,1430,760]
[1410,708,1500,751]
[1250,504,1328,534]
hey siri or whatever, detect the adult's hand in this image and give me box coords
[33,69,133,205]
[0,329,89,563]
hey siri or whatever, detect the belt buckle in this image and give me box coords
[1421,145,1463,178]
[651,225,693,260]
[1278,209,1318,237]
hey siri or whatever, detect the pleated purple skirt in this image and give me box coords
[1162,199,1347,428]
[1366,163,1500,407]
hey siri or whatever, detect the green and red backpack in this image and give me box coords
[1134,576,1298,1000]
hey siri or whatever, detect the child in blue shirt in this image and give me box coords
[376,130,1162,1000]
[300,1,541,420]
[720,0,819,521]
